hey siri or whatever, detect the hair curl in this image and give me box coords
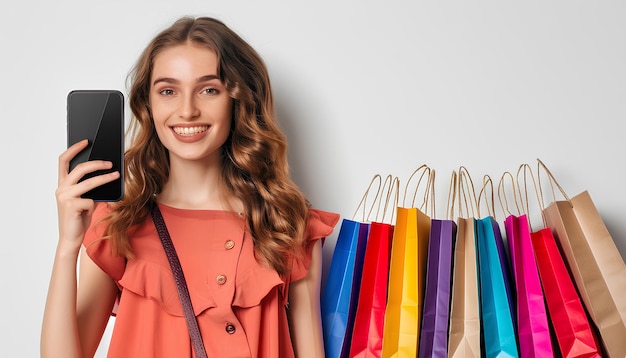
[104,16,310,275]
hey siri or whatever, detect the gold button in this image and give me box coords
[216,275,227,285]
[224,240,235,250]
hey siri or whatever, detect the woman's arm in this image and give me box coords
[41,248,118,358]
[287,239,325,358]
[41,140,120,357]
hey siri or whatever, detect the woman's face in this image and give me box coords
[149,42,233,164]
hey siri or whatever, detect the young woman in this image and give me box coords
[41,16,338,357]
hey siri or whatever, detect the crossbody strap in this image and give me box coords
[151,204,208,358]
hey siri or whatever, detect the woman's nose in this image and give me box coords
[178,94,200,120]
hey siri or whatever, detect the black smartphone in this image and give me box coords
[67,90,124,201]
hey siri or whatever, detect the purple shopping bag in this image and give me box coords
[418,219,457,358]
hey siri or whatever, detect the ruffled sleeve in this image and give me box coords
[289,208,340,283]
[83,203,126,281]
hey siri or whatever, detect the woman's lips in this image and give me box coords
[172,125,209,136]
[171,125,210,142]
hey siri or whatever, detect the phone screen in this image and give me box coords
[67,90,124,201]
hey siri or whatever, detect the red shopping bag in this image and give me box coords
[531,228,602,358]
[350,176,398,358]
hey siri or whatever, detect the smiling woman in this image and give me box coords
[41,16,339,358]
[150,44,233,159]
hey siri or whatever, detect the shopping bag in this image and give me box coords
[349,221,394,357]
[531,228,602,358]
[418,219,456,358]
[350,176,398,358]
[418,170,457,358]
[447,217,481,358]
[382,165,432,358]
[448,167,481,358]
[497,165,553,357]
[323,175,381,358]
[539,159,626,357]
[473,173,518,357]
[476,216,519,358]
[322,219,370,358]
[504,213,554,357]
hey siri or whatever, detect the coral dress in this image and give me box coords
[84,202,339,357]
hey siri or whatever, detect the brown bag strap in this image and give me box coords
[151,204,208,358]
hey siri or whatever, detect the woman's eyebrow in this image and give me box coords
[197,75,220,82]
[153,77,178,86]
[153,74,220,86]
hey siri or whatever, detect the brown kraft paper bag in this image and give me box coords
[540,160,626,357]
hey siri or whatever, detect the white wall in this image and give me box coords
[1,1,624,356]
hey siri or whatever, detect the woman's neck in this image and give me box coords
[157,155,241,211]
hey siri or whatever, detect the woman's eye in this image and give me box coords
[159,89,174,96]
[203,88,219,95]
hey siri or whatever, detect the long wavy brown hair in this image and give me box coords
[104,16,310,275]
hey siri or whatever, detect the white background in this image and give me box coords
[1,1,625,356]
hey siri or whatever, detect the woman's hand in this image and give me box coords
[55,139,120,252]
[42,139,120,358]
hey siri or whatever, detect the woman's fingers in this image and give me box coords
[58,140,89,183]
[57,139,120,202]
[56,169,119,201]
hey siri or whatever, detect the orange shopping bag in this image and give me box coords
[382,165,433,358]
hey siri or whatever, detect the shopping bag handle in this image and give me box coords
[353,174,383,222]
[445,170,458,221]
[498,171,522,217]
[379,174,400,224]
[515,163,548,230]
[477,174,495,219]
[403,164,436,217]
[457,165,478,218]
[536,158,572,207]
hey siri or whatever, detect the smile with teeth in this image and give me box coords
[172,125,209,136]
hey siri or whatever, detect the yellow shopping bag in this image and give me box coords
[382,165,433,357]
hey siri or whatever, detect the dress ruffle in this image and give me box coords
[118,259,216,316]
[231,257,284,308]
[117,258,286,317]
[290,208,341,282]
[83,203,126,281]
[281,209,340,305]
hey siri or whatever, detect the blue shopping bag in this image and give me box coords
[322,174,383,358]
[322,219,370,358]
[476,216,519,358]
